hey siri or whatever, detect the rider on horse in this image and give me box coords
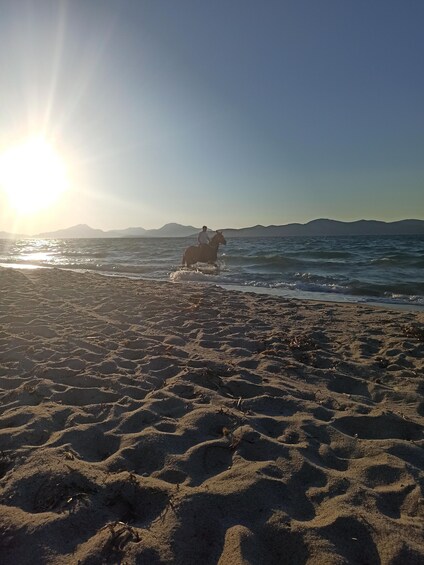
[182,229,226,268]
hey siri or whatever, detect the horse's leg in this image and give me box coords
[184,246,198,268]
[207,246,218,265]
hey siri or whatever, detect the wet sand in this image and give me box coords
[0,267,423,564]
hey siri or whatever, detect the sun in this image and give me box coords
[0,136,68,215]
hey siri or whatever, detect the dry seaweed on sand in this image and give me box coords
[403,323,424,342]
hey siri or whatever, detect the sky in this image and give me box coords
[0,0,423,234]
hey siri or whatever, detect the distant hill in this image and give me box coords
[36,224,107,238]
[0,231,27,239]
[1,219,423,239]
[33,222,200,239]
[137,223,199,238]
[107,227,147,237]
[220,219,424,237]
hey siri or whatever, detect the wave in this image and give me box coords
[371,255,424,268]
[226,253,362,272]
[227,254,304,268]
[60,252,109,258]
[244,279,348,295]
[170,269,225,283]
[291,272,349,284]
[235,277,424,305]
[349,280,424,298]
[295,250,353,259]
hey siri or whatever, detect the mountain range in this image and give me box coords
[1,219,424,239]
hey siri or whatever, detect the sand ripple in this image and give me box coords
[0,268,423,564]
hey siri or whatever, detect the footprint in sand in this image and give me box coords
[331,413,423,441]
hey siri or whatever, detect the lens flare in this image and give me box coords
[0,136,68,215]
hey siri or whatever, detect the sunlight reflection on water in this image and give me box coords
[20,252,53,262]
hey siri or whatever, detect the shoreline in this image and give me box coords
[0,266,423,564]
[2,262,424,313]
[219,282,424,313]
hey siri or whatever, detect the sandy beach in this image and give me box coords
[0,266,423,564]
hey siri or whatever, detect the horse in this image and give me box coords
[182,231,226,268]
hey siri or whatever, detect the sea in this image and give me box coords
[1,235,424,310]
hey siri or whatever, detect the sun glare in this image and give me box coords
[0,137,68,215]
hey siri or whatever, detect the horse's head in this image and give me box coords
[211,231,226,246]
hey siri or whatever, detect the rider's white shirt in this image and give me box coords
[198,231,210,245]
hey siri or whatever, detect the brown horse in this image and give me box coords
[182,231,226,268]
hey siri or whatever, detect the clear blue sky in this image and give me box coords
[1,0,423,233]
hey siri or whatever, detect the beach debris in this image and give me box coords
[222,425,251,450]
[0,451,14,479]
[126,471,138,483]
[151,494,177,525]
[229,431,243,450]
[375,356,389,369]
[31,473,97,513]
[35,485,91,513]
[22,382,37,394]
[101,521,141,552]
[198,367,236,398]
[64,448,76,461]
[288,334,316,350]
[403,323,424,342]
[64,492,90,509]
[232,396,250,414]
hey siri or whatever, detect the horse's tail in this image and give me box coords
[182,251,186,266]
